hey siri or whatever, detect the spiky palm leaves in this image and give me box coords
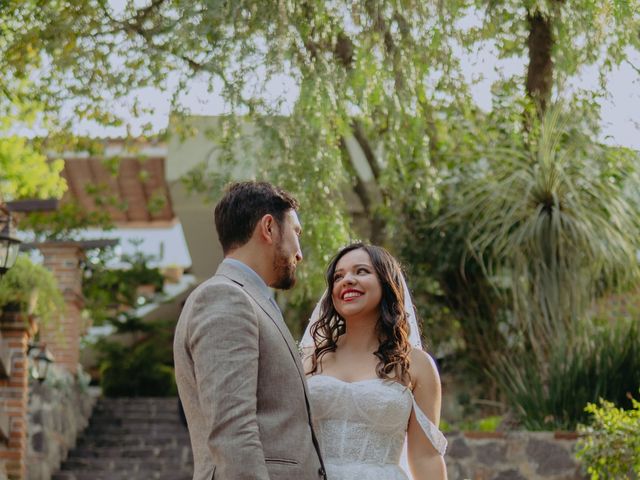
[439,108,640,426]
[446,108,640,357]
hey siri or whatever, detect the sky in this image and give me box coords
[78,1,639,150]
[80,49,640,151]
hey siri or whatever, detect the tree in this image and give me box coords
[2,0,639,363]
[0,135,66,200]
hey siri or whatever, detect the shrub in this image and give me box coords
[577,395,640,479]
[83,244,164,325]
[96,317,176,397]
[494,318,640,430]
[442,415,502,433]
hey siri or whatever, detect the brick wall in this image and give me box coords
[0,313,35,480]
[37,244,85,375]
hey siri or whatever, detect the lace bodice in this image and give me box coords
[308,375,447,479]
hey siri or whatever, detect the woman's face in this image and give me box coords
[331,248,382,321]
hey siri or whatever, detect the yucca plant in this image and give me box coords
[435,106,640,427]
[441,107,640,361]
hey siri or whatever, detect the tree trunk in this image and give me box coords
[526,10,554,118]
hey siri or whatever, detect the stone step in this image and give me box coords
[93,398,182,409]
[52,396,193,478]
[88,412,182,422]
[52,471,192,480]
[81,423,188,434]
[60,457,191,471]
[67,445,192,460]
[74,432,190,447]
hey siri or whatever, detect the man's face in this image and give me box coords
[272,210,303,290]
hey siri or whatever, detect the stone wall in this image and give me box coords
[446,431,587,480]
[25,368,97,480]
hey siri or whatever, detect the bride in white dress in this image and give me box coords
[301,243,447,480]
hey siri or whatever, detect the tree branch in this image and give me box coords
[339,138,374,216]
[625,58,640,75]
[133,0,168,23]
[351,119,381,181]
[418,98,441,167]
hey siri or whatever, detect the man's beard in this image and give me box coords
[272,244,296,290]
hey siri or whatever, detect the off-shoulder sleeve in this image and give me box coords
[411,397,448,456]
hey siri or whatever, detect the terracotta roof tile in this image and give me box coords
[61,157,175,226]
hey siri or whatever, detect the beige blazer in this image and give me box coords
[174,261,325,480]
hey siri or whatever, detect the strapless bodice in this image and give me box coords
[309,375,411,469]
[308,375,447,480]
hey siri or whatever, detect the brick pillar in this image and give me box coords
[0,312,35,480]
[37,244,85,375]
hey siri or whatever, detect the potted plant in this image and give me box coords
[161,264,184,284]
[120,242,165,301]
[0,256,65,325]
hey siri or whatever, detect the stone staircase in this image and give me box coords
[51,397,193,480]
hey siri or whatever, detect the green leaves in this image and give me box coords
[578,394,640,479]
[1,2,639,399]
[0,255,65,326]
[0,136,67,200]
[494,318,640,430]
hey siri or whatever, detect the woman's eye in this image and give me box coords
[334,274,343,281]
[357,268,369,274]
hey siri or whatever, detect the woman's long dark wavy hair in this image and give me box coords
[308,243,414,385]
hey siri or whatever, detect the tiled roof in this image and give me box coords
[62,157,175,226]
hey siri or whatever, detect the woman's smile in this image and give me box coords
[340,288,364,301]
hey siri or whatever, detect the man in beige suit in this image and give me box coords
[174,181,326,480]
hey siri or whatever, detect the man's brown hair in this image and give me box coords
[214,181,299,254]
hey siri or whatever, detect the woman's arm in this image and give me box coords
[407,349,448,480]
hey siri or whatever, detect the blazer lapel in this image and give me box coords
[216,262,309,389]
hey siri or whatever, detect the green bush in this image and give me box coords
[441,415,503,433]
[83,244,165,325]
[494,318,640,430]
[96,317,176,397]
[577,395,640,479]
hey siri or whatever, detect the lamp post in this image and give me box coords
[27,342,55,383]
[0,206,21,277]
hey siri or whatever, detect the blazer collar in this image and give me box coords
[215,261,280,319]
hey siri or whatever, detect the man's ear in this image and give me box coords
[258,214,276,244]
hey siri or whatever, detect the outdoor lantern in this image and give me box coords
[0,207,21,277]
[27,343,55,383]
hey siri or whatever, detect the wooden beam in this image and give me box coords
[5,199,59,212]
[20,238,119,251]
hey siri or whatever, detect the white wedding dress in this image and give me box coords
[308,375,447,479]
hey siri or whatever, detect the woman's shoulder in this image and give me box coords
[302,347,337,377]
[301,346,314,375]
[409,348,441,391]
